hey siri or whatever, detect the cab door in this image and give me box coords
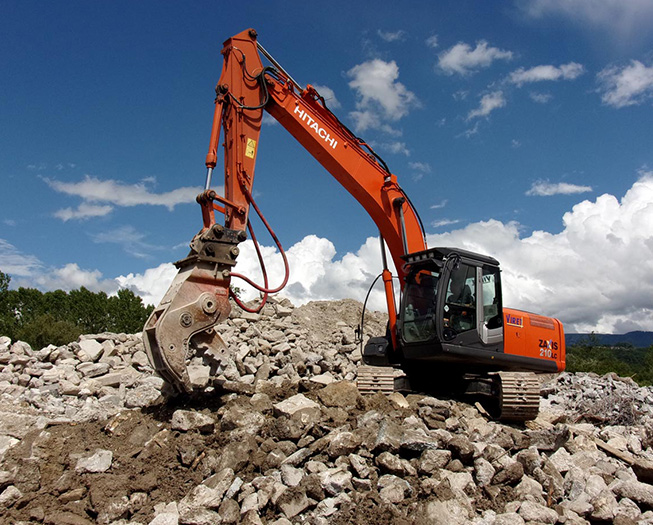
[478,266,503,346]
[439,262,503,348]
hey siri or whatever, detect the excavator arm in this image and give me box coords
[144,29,427,393]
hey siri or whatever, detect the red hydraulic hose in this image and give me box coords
[229,187,290,313]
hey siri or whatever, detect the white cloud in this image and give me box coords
[54,203,114,221]
[527,180,593,196]
[409,161,432,180]
[0,239,43,277]
[12,172,653,334]
[509,62,584,86]
[432,219,460,228]
[430,199,448,210]
[0,242,118,294]
[459,121,481,139]
[262,113,278,126]
[426,171,653,332]
[379,141,410,156]
[377,29,406,43]
[438,40,513,76]
[425,35,439,49]
[311,84,341,108]
[597,60,653,108]
[519,0,653,38]
[93,225,154,259]
[529,92,553,104]
[44,175,204,214]
[409,162,432,174]
[347,59,419,133]
[116,263,179,307]
[31,263,117,294]
[467,91,506,120]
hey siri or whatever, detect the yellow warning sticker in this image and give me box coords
[245,138,257,159]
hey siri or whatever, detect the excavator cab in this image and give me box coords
[397,247,507,366]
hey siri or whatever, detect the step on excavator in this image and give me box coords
[143,29,565,422]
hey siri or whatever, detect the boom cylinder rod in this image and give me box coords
[379,234,399,350]
[394,197,409,255]
[256,41,304,92]
[205,167,214,190]
[379,231,389,271]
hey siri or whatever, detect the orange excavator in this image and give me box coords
[143,29,565,421]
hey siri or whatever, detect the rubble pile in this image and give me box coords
[1,297,653,524]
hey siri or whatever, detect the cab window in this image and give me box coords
[402,271,439,343]
[443,263,476,334]
[482,267,502,329]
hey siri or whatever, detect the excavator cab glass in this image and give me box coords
[401,270,440,343]
[443,263,477,335]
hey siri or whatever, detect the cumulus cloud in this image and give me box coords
[54,203,114,221]
[519,0,653,38]
[509,62,585,86]
[0,239,43,277]
[377,29,406,43]
[134,172,644,332]
[526,180,593,196]
[116,263,179,307]
[311,84,341,108]
[347,59,419,133]
[13,172,653,334]
[0,245,118,295]
[426,172,653,332]
[597,60,653,108]
[438,41,513,76]
[203,171,653,332]
[44,175,204,219]
[467,91,506,120]
[31,263,117,294]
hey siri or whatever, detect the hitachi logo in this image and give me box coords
[294,106,338,149]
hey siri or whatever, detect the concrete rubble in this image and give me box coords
[1,297,653,523]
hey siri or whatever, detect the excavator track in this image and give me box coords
[356,365,399,395]
[496,371,540,422]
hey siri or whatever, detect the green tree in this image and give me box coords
[0,276,154,348]
[107,289,153,333]
[0,271,9,294]
[14,313,81,349]
[68,287,110,333]
[0,271,12,337]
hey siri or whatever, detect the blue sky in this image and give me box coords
[3,1,653,333]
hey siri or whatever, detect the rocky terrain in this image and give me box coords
[2,297,653,524]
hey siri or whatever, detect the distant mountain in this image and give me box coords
[566,331,653,348]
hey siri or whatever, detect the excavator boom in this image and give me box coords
[144,29,426,392]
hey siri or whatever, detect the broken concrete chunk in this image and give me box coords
[75,449,113,473]
[273,394,320,418]
[171,410,215,434]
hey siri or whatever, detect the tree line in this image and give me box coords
[0,271,153,349]
[566,335,653,386]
